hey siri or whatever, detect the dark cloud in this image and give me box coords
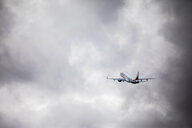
[158,0,192,127]
[0,0,12,37]
[0,0,182,128]
[0,113,24,128]
[0,49,34,83]
[0,0,34,84]
[82,0,124,23]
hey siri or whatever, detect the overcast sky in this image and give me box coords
[0,0,191,128]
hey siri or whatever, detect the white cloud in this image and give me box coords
[0,0,178,128]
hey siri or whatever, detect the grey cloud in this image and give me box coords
[0,0,179,128]
[0,113,24,128]
[80,0,124,23]
[0,0,35,84]
[0,49,34,83]
[0,0,13,37]
[157,0,192,127]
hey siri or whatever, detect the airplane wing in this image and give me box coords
[106,77,126,82]
[139,78,155,81]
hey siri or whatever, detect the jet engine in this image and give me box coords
[118,80,122,82]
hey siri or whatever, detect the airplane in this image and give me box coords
[107,72,154,84]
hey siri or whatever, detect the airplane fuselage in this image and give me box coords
[120,72,129,81]
[120,72,139,84]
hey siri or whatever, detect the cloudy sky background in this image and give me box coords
[0,0,191,128]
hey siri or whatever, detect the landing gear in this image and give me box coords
[118,80,122,82]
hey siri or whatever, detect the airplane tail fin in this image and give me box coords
[135,72,139,80]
